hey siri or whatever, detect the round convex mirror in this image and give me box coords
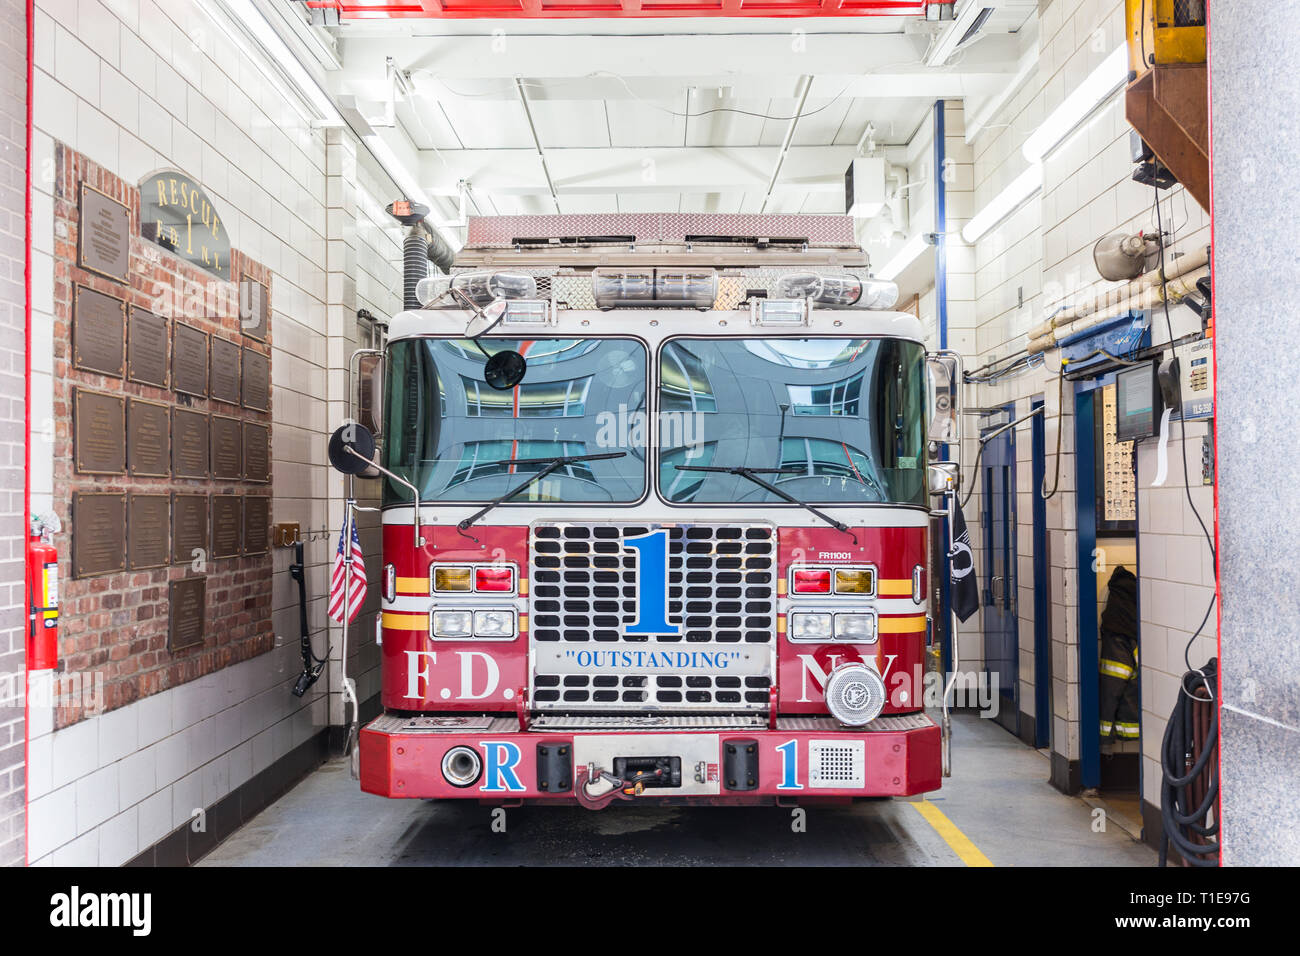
[483,350,527,391]
[328,423,376,475]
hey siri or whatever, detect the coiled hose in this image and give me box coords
[1159,659,1219,866]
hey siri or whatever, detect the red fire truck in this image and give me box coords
[330,213,962,807]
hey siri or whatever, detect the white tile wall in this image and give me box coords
[28,0,408,864]
[913,1,1216,791]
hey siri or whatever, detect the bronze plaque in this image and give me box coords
[168,577,206,651]
[211,415,242,480]
[210,337,241,404]
[73,389,126,475]
[127,307,169,387]
[172,323,208,397]
[78,182,131,283]
[73,285,126,377]
[172,494,209,565]
[243,495,269,556]
[72,492,125,578]
[126,398,170,477]
[243,422,270,483]
[212,495,242,558]
[172,409,210,478]
[128,494,170,570]
[239,275,269,341]
[242,347,270,412]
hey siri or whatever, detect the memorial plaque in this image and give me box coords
[242,347,270,412]
[128,494,170,570]
[73,285,126,377]
[72,492,125,578]
[168,577,206,651]
[210,337,241,404]
[243,495,269,556]
[78,182,130,283]
[212,495,242,558]
[173,323,208,397]
[243,422,270,483]
[211,415,242,480]
[73,389,126,475]
[171,494,208,565]
[172,409,210,478]
[127,307,169,387]
[239,275,269,342]
[127,398,170,477]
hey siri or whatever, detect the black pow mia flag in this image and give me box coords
[949,501,979,623]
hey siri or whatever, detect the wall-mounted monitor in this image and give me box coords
[1115,360,1162,442]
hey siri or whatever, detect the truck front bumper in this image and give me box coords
[359,712,941,802]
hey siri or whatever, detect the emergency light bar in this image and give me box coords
[592,267,717,310]
[414,271,538,308]
[451,271,536,305]
[773,272,901,310]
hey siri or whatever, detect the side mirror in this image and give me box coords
[328,422,376,476]
[465,298,508,338]
[357,353,384,438]
[926,352,961,445]
[928,461,959,497]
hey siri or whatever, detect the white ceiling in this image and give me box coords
[295,5,1037,219]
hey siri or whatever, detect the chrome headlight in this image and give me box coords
[431,610,473,639]
[834,612,877,643]
[789,612,833,641]
[824,661,886,726]
[473,609,515,639]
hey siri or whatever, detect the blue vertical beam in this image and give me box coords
[934,100,953,675]
[1074,386,1100,790]
[1031,399,1051,749]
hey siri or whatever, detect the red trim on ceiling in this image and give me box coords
[305,0,943,20]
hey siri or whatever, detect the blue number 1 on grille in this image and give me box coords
[623,529,681,635]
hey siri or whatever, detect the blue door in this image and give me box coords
[981,410,1019,736]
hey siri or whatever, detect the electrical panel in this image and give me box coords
[1178,338,1214,419]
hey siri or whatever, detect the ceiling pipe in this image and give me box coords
[515,76,561,214]
[759,75,812,214]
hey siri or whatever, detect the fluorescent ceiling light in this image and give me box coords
[224,0,459,254]
[961,164,1043,243]
[925,1,995,68]
[1022,45,1128,163]
[223,0,341,125]
[876,233,929,282]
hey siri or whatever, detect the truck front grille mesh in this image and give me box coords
[529,523,775,712]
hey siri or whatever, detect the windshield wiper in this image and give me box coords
[459,451,628,532]
[673,464,858,544]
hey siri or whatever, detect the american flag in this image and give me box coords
[328,511,367,625]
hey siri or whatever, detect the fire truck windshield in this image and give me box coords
[381,337,649,506]
[657,337,927,507]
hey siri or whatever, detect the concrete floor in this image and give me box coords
[200,713,1156,866]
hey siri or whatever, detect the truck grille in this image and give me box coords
[530,522,776,712]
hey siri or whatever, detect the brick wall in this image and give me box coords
[49,145,274,723]
[0,0,26,867]
[25,0,406,864]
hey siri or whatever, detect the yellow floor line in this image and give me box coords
[910,799,994,867]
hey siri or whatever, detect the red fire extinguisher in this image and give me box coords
[27,515,59,671]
